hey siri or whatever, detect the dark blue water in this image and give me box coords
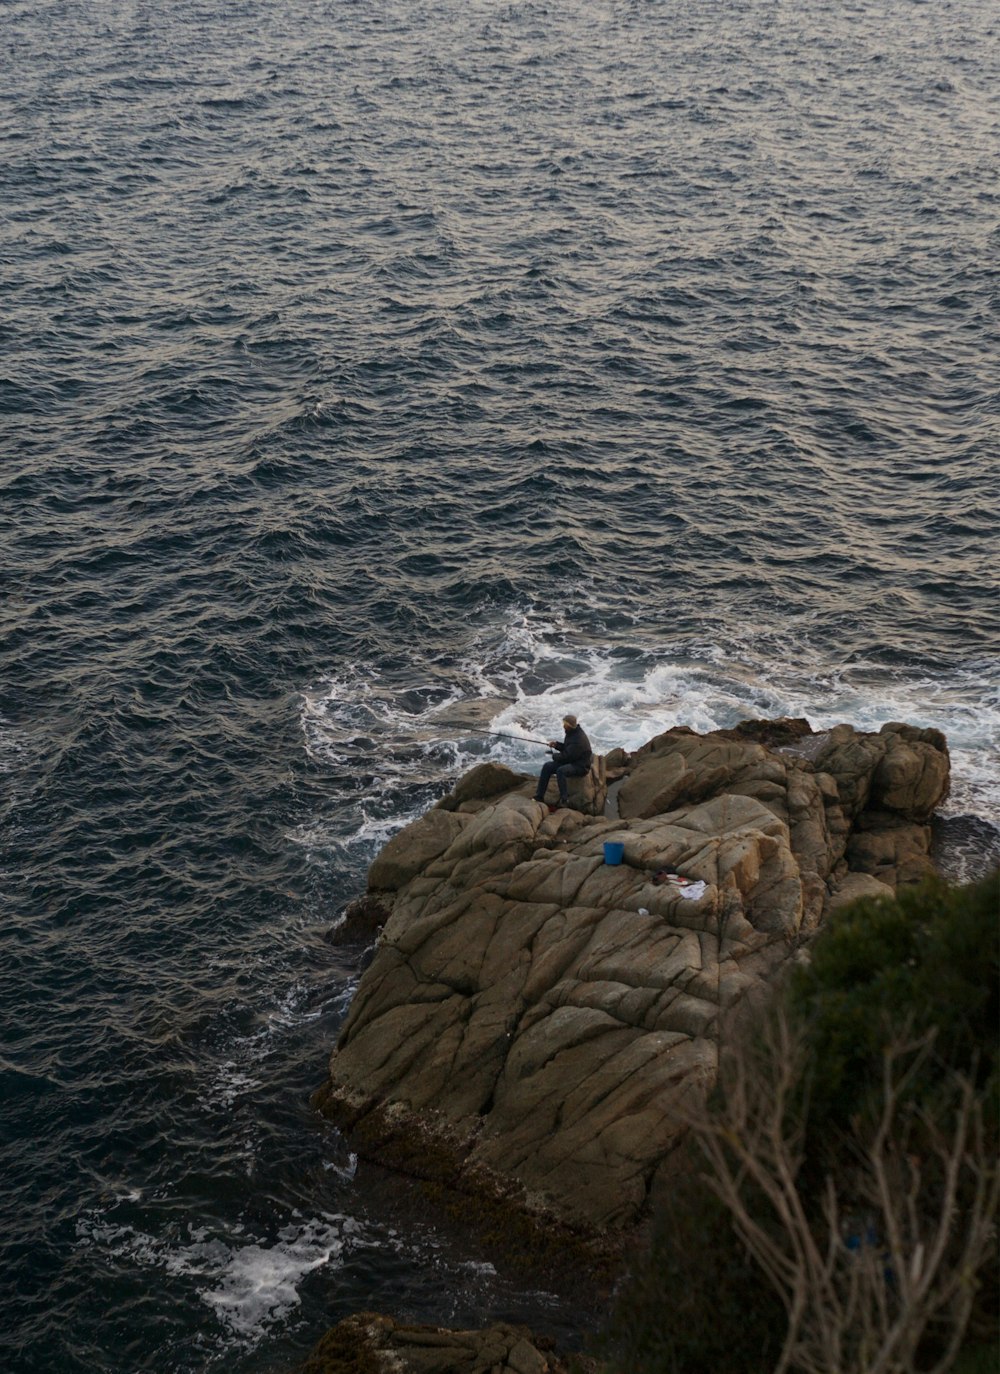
[2,1,998,1369]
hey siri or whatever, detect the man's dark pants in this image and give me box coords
[534,760,588,804]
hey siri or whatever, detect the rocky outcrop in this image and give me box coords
[299,1313,569,1374]
[436,758,609,817]
[314,718,949,1237]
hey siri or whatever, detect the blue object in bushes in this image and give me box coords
[603,840,625,865]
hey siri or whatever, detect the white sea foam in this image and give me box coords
[76,1212,358,1349]
[323,1152,358,1183]
[300,611,1000,865]
[201,1218,346,1338]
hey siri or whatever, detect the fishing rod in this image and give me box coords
[457,725,555,747]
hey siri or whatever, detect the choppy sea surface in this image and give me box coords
[1,0,998,1369]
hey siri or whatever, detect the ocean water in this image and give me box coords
[1,0,998,1369]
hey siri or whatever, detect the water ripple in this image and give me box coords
[2,0,998,1370]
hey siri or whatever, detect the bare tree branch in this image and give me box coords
[682,1008,999,1374]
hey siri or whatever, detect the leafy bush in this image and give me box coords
[787,871,999,1137]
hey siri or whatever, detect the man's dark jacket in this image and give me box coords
[553,724,593,771]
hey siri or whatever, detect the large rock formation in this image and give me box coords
[314,719,949,1237]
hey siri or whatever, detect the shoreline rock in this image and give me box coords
[297,1313,575,1374]
[313,717,950,1241]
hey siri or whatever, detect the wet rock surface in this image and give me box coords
[298,1313,571,1374]
[314,718,950,1236]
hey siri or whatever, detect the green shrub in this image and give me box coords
[787,870,999,1137]
[786,871,1000,1360]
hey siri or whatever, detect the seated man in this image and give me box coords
[533,714,593,809]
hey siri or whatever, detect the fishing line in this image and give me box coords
[455,725,554,747]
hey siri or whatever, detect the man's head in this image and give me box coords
[562,714,578,730]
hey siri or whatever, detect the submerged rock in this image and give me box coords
[313,718,949,1236]
[298,1313,569,1374]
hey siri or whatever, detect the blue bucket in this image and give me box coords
[603,840,625,866]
